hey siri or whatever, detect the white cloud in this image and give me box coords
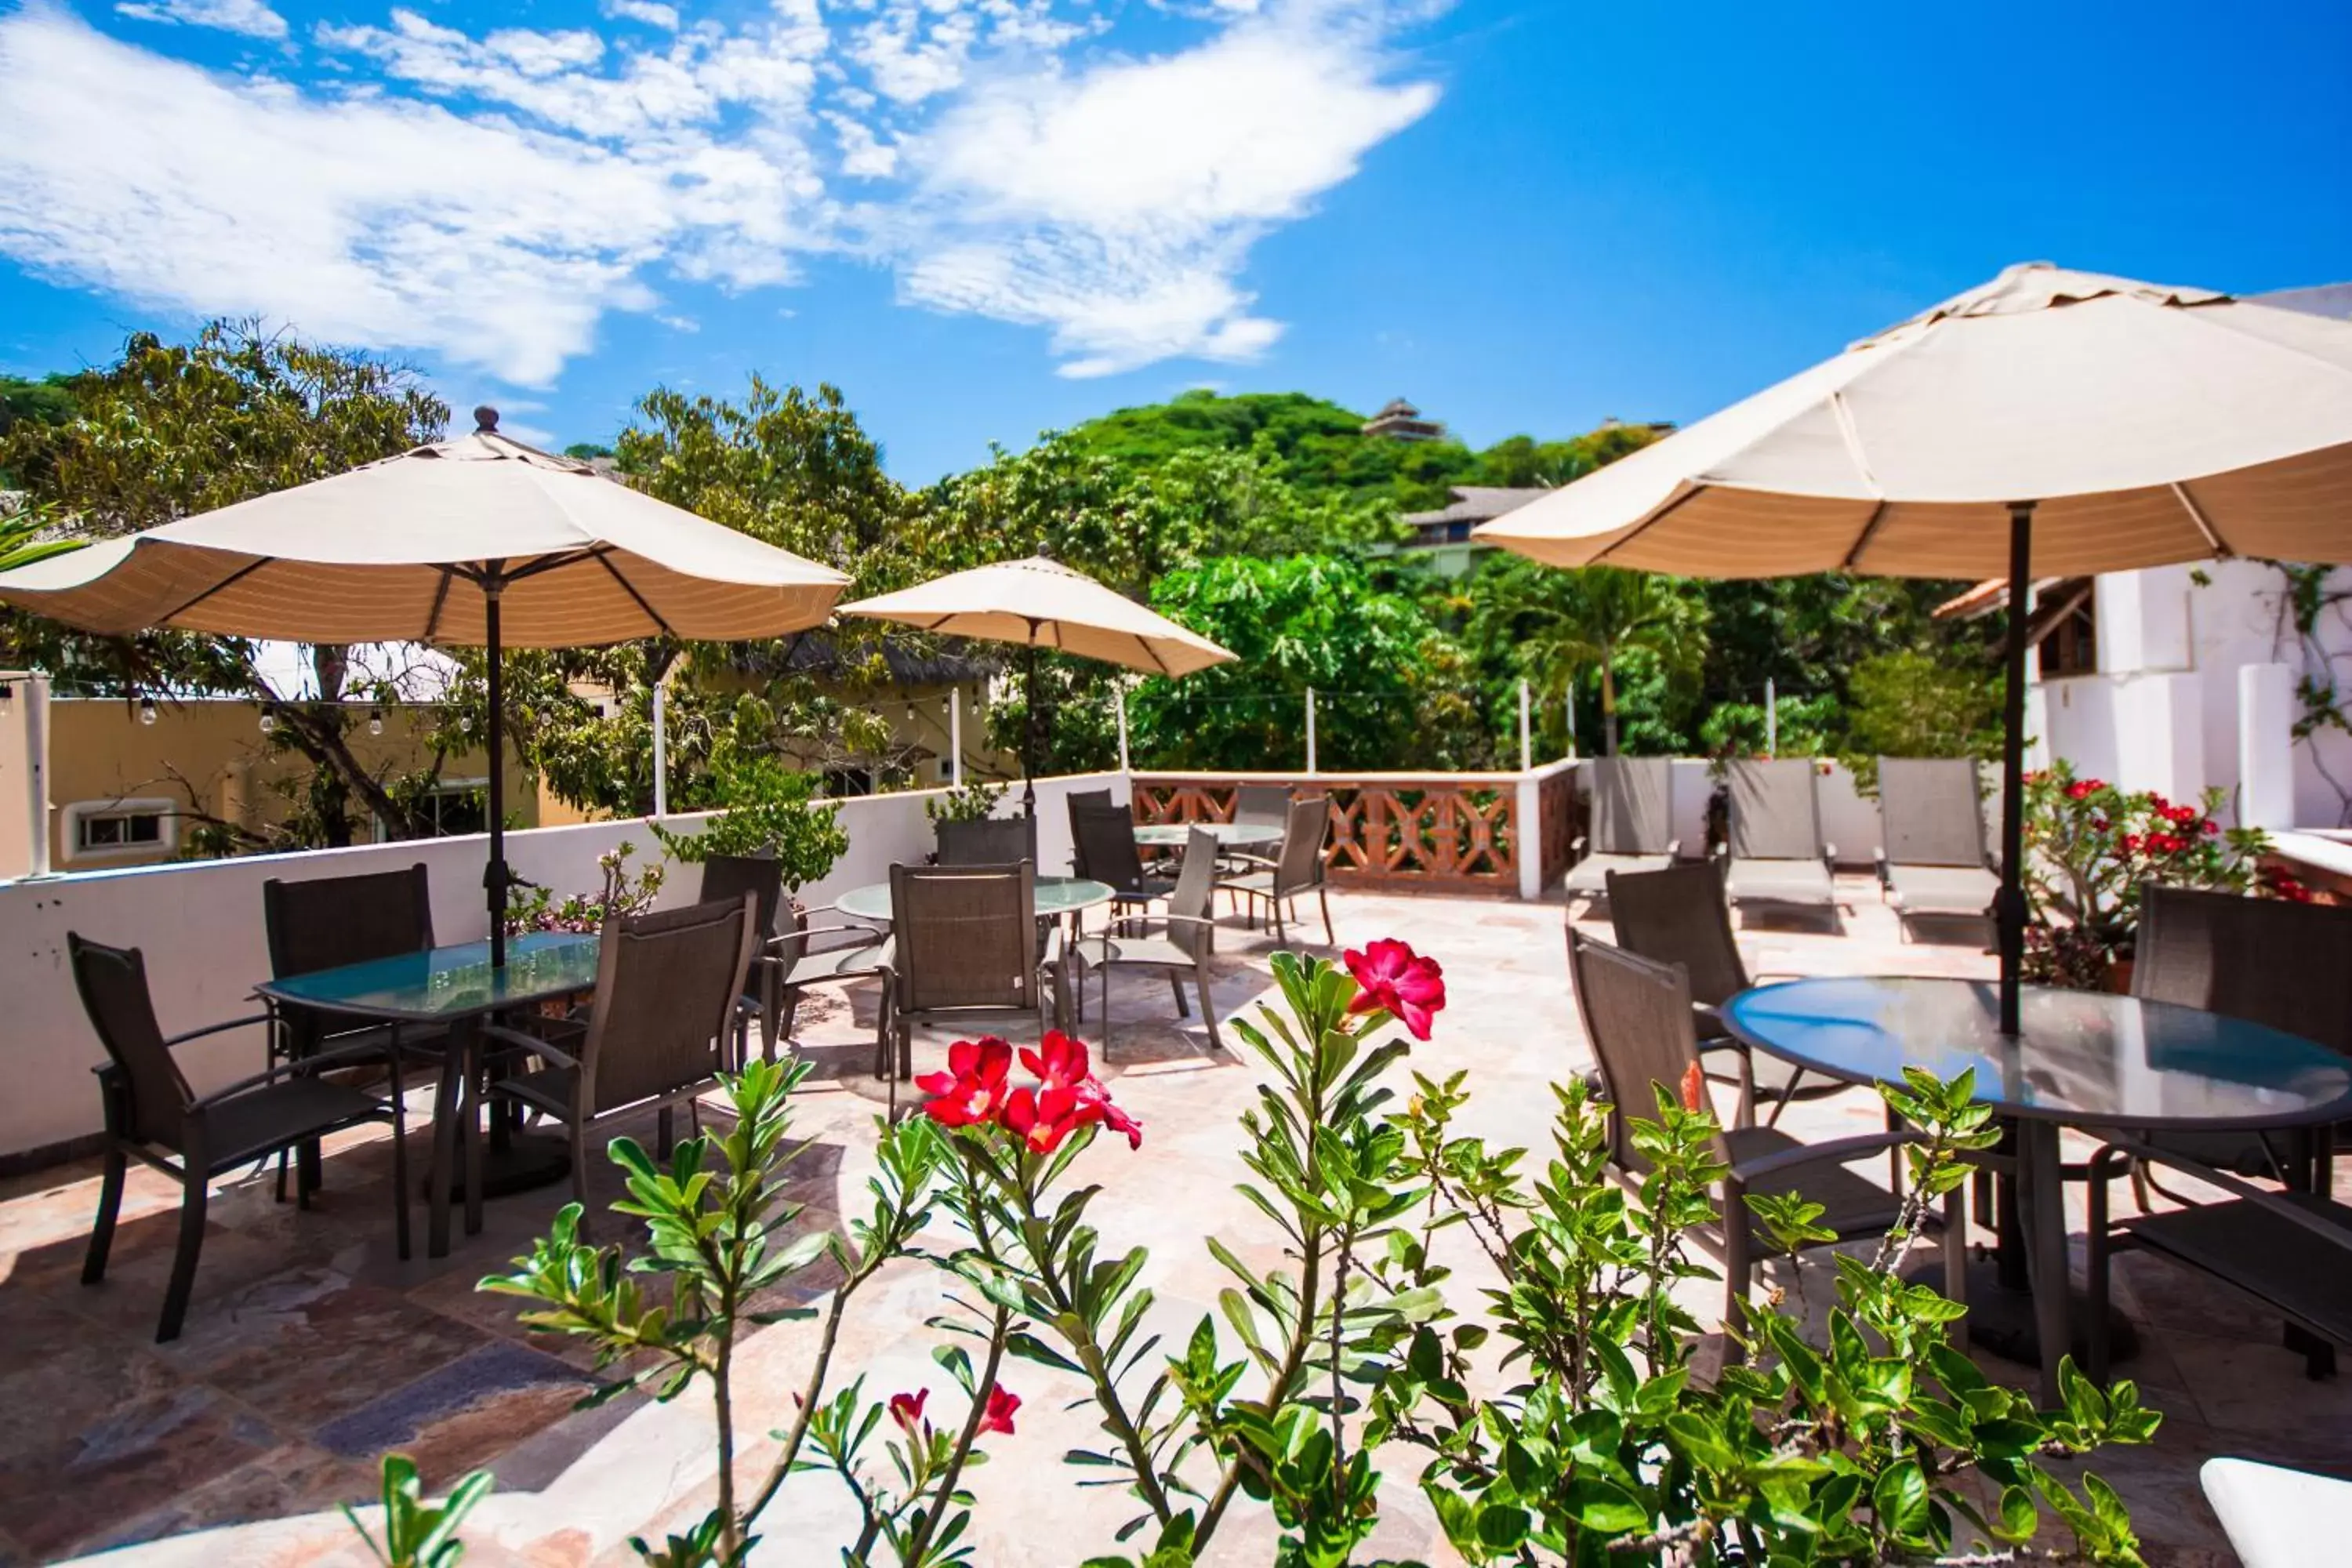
[894,3,1438,375]
[0,0,1441,385]
[114,0,288,40]
[603,0,681,30]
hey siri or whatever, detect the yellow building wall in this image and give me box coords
[43,699,521,871]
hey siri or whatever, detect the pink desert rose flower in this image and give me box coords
[888,1388,928,1434]
[915,1036,1013,1128]
[978,1385,1021,1436]
[1344,938,1447,1040]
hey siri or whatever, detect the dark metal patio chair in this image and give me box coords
[1087,826,1222,1054]
[937,815,1036,866]
[882,862,1062,1088]
[479,896,757,1225]
[702,853,892,1065]
[1564,757,1680,906]
[1218,793,1334,946]
[1071,800,1174,932]
[1569,930,1958,1340]
[1601,862,1852,1131]
[1224,784,1293,872]
[1721,759,1838,918]
[261,864,449,1203]
[71,932,408,1341]
[1875,757,1999,936]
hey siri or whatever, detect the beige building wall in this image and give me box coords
[38,698,519,872]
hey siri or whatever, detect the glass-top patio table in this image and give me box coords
[1722,976,2352,1403]
[833,875,1116,924]
[1131,822,1283,850]
[256,931,601,1258]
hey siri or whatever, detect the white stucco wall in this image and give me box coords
[0,771,1125,1160]
[2031,561,2352,828]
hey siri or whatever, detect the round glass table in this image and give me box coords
[1132,822,1283,850]
[1722,976,2352,1402]
[833,874,1116,924]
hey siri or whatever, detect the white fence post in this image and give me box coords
[1519,678,1532,772]
[20,674,49,877]
[949,686,964,789]
[1116,683,1131,774]
[1305,687,1318,775]
[1515,768,1542,900]
[1566,677,1577,760]
[651,679,668,818]
[2239,662,2296,829]
[1765,677,1777,757]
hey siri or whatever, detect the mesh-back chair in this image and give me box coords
[1225,784,1293,872]
[481,896,756,1222]
[1220,794,1334,946]
[1722,759,1838,914]
[2116,884,2352,1192]
[1088,826,1223,1054]
[938,815,1037,866]
[1565,757,1680,902]
[261,863,447,1200]
[1567,931,1953,1337]
[763,901,894,1064]
[884,862,1059,1085]
[71,933,405,1340]
[1875,758,1998,933]
[1067,790,1116,877]
[1600,862,1849,1130]
[1072,801,1174,931]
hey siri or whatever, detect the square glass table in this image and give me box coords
[256,932,601,1257]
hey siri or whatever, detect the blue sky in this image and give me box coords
[2,0,2347,483]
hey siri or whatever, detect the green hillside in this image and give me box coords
[1060,388,1666,512]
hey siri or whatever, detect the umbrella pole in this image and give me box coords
[1994,503,2034,1035]
[1022,637,1040,820]
[485,579,509,969]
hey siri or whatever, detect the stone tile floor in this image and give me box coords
[0,876,2340,1564]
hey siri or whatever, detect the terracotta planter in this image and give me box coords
[2103,957,2136,996]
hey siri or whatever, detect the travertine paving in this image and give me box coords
[0,877,2328,1564]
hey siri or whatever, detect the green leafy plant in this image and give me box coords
[650,754,849,892]
[1838,649,2003,795]
[924,776,1008,827]
[504,839,666,935]
[344,1454,491,1568]
[2021,760,2281,986]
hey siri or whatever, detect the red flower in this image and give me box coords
[977,1385,1020,1436]
[1679,1062,1706,1114]
[1000,1083,1087,1153]
[1343,938,1447,1040]
[2120,833,2143,854]
[2065,780,2096,800]
[888,1388,928,1434]
[1020,1030,1091,1094]
[2149,793,2172,813]
[2147,833,2184,855]
[915,1036,1013,1128]
[1073,1076,1145,1150]
[2203,819,2220,836]
[2167,804,2200,826]
[2091,815,2111,833]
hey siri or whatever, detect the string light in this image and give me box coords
[368,707,384,736]
[258,712,275,735]
[138,696,157,727]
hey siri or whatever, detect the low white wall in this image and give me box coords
[0,771,1127,1161]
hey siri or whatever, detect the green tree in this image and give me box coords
[1840,648,2002,792]
[1468,557,1708,756]
[0,502,84,573]
[0,321,454,848]
[1127,554,1477,771]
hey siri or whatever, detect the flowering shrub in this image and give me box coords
[503,839,666,935]
[2021,761,2274,985]
[350,935,2161,1566]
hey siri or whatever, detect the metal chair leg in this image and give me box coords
[158,1170,209,1343]
[1170,971,1189,1017]
[1317,885,1334,946]
[1196,967,1221,1051]
[83,1147,126,1284]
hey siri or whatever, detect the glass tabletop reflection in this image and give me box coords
[255,931,603,1022]
[1132,822,1283,848]
[833,875,1116,924]
[1722,976,2352,1131]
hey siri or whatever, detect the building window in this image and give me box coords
[378,779,488,840]
[2039,594,2098,678]
[822,767,873,799]
[67,799,176,860]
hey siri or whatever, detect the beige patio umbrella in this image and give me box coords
[0,408,850,960]
[836,554,1234,814]
[1478,261,2352,1033]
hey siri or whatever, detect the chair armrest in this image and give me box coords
[1822,841,1838,866]
[1729,1129,1916,1185]
[2092,1138,2352,1250]
[1665,837,1684,859]
[165,1013,276,1049]
[1874,848,1890,885]
[184,1040,401,1109]
[789,924,891,956]
[477,1023,583,1072]
[1570,833,1589,857]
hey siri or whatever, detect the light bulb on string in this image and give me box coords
[258,711,276,735]
[138,696,157,727]
[368,707,384,736]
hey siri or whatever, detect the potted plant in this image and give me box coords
[650,753,851,907]
[2021,760,2288,989]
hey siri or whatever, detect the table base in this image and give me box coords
[1904,1253,2138,1371]
[424,1130,572,1202]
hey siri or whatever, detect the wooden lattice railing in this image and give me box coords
[1131,772,1526,891]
